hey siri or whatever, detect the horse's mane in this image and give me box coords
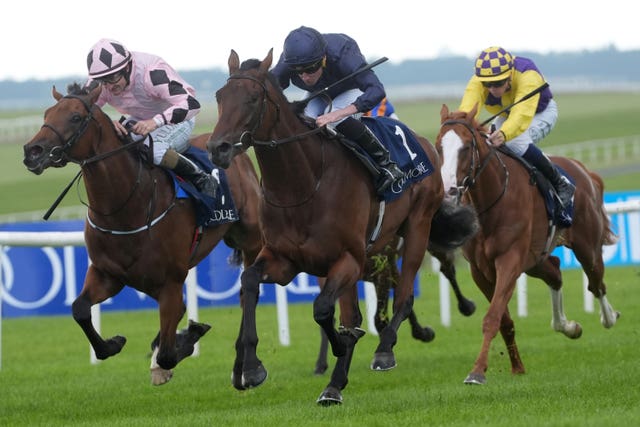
[66,82,93,96]
[448,108,488,134]
[239,59,289,103]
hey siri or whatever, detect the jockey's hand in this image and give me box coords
[130,119,158,136]
[113,120,127,137]
[488,130,506,146]
[316,111,344,128]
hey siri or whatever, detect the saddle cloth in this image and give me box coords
[359,116,434,202]
[168,146,239,228]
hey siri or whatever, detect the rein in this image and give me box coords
[227,73,327,207]
[43,94,174,233]
[441,119,509,215]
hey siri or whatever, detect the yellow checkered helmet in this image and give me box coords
[474,47,514,82]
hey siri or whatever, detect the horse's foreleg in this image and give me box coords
[434,250,476,316]
[315,253,363,405]
[465,261,519,385]
[71,269,126,360]
[498,308,525,374]
[155,285,185,367]
[235,258,268,389]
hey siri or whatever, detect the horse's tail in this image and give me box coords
[428,199,479,251]
[588,170,619,246]
[227,248,244,266]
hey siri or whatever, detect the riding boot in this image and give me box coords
[336,117,404,194]
[161,149,218,199]
[522,144,575,208]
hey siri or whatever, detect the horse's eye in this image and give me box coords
[71,113,84,124]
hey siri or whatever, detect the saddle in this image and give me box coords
[303,116,434,202]
[496,145,573,228]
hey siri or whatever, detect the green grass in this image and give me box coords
[1,265,639,426]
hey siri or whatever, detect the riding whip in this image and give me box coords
[295,56,389,109]
[480,82,550,127]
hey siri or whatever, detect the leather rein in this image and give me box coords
[43,95,174,233]
[225,74,327,208]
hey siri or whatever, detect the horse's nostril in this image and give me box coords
[447,188,459,196]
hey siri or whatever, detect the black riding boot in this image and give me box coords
[336,117,404,194]
[522,144,575,207]
[161,149,218,199]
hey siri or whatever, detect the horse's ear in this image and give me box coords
[259,49,273,74]
[89,84,102,104]
[440,104,450,123]
[229,50,240,75]
[52,85,63,101]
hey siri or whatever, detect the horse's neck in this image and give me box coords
[82,134,152,213]
[467,143,509,209]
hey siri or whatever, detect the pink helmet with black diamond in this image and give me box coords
[86,38,132,78]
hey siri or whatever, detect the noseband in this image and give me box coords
[41,95,96,165]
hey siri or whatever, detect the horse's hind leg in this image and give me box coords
[571,241,620,328]
[71,267,126,360]
[527,256,582,339]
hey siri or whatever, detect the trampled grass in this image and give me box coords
[1,265,639,426]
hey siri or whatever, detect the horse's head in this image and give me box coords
[23,84,103,175]
[207,49,279,169]
[435,104,488,199]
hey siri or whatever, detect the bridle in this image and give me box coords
[226,74,326,148]
[223,73,328,208]
[42,95,172,233]
[440,119,509,215]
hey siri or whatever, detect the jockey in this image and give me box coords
[459,46,575,208]
[85,38,218,198]
[271,26,404,195]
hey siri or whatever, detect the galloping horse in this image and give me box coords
[23,84,262,385]
[207,49,476,405]
[436,104,619,385]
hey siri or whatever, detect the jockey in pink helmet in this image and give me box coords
[86,38,217,198]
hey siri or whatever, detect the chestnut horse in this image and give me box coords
[23,84,262,385]
[207,50,476,405]
[436,105,619,385]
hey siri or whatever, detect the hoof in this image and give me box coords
[458,299,476,317]
[566,322,583,339]
[150,346,173,385]
[231,371,246,391]
[314,363,328,376]
[241,363,268,389]
[151,367,173,385]
[316,386,343,406]
[96,335,127,360]
[412,326,436,343]
[371,352,397,371]
[464,372,486,385]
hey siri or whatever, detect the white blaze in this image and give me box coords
[440,130,463,192]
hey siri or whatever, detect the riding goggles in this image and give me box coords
[290,59,323,75]
[482,78,509,88]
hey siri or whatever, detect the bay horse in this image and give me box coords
[436,104,619,385]
[207,49,476,405]
[22,83,262,385]
[314,243,475,375]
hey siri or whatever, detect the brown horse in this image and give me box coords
[207,50,476,405]
[22,83,262,385]
[436,104,619,385]
[314,244,475,375]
